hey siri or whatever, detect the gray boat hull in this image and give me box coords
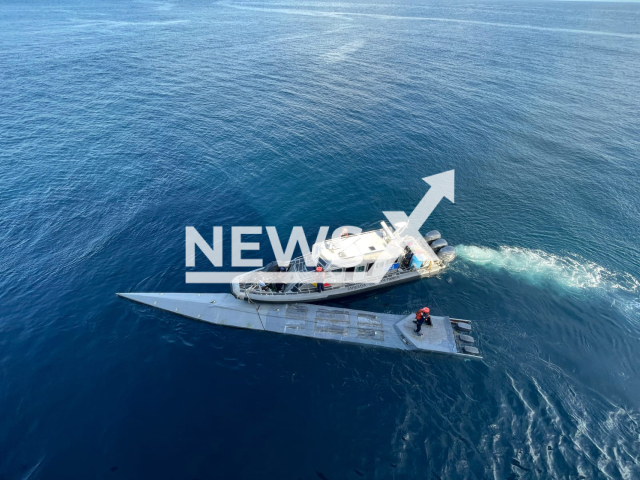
[117,293,480,358]
[233,266,445,303]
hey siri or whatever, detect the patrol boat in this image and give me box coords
[117,292,481,358]
[230,221,456,303]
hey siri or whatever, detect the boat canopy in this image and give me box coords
[313,222,438,269]
[318,230,389,264]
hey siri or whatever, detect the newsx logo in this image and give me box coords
[185,170,454,284]
[186,225,356,268]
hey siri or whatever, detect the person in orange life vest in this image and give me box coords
[316,266,325,293]
[423,307,432,326]
[415,307,431,336]
[413,307,430,323]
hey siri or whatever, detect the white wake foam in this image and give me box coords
[224,4,640,39]
[455,245,639,294]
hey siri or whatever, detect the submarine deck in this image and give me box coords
[117,293,480,358]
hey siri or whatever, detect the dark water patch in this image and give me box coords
[1,1,640,479]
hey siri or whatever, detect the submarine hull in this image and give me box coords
[117,293,480,358]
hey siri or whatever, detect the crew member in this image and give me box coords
[276,267,286,292]
[423,307,432,326]
[415,307,431,335]
[403,248,413,269]
[316,266,325,293]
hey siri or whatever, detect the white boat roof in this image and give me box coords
[316,229,440,265]
[317,230,389,262]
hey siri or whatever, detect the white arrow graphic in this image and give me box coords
[368,170,455,284]
[383,170,455,232]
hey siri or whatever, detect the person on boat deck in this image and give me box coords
[403,248,413,268]
[341,228,349,238]
[422,307,432,325]
[413,307,429,323]
[415,307,431,336]
[275,267,286,292]
[315,266,325,293]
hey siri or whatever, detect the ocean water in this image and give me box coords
[1,0,640,478]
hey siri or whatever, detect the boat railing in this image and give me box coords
[239,259,444,297]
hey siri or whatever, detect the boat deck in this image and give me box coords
[117,293,481,358]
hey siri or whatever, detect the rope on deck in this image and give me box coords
[245,286,266,330]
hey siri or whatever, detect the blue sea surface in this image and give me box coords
[1,0,640,478]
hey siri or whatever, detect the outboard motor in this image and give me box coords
[455,322,472,333]
[430,238,448,252]
[463,345,480,356]
[424,230,441,244]
[437,245,456,263]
